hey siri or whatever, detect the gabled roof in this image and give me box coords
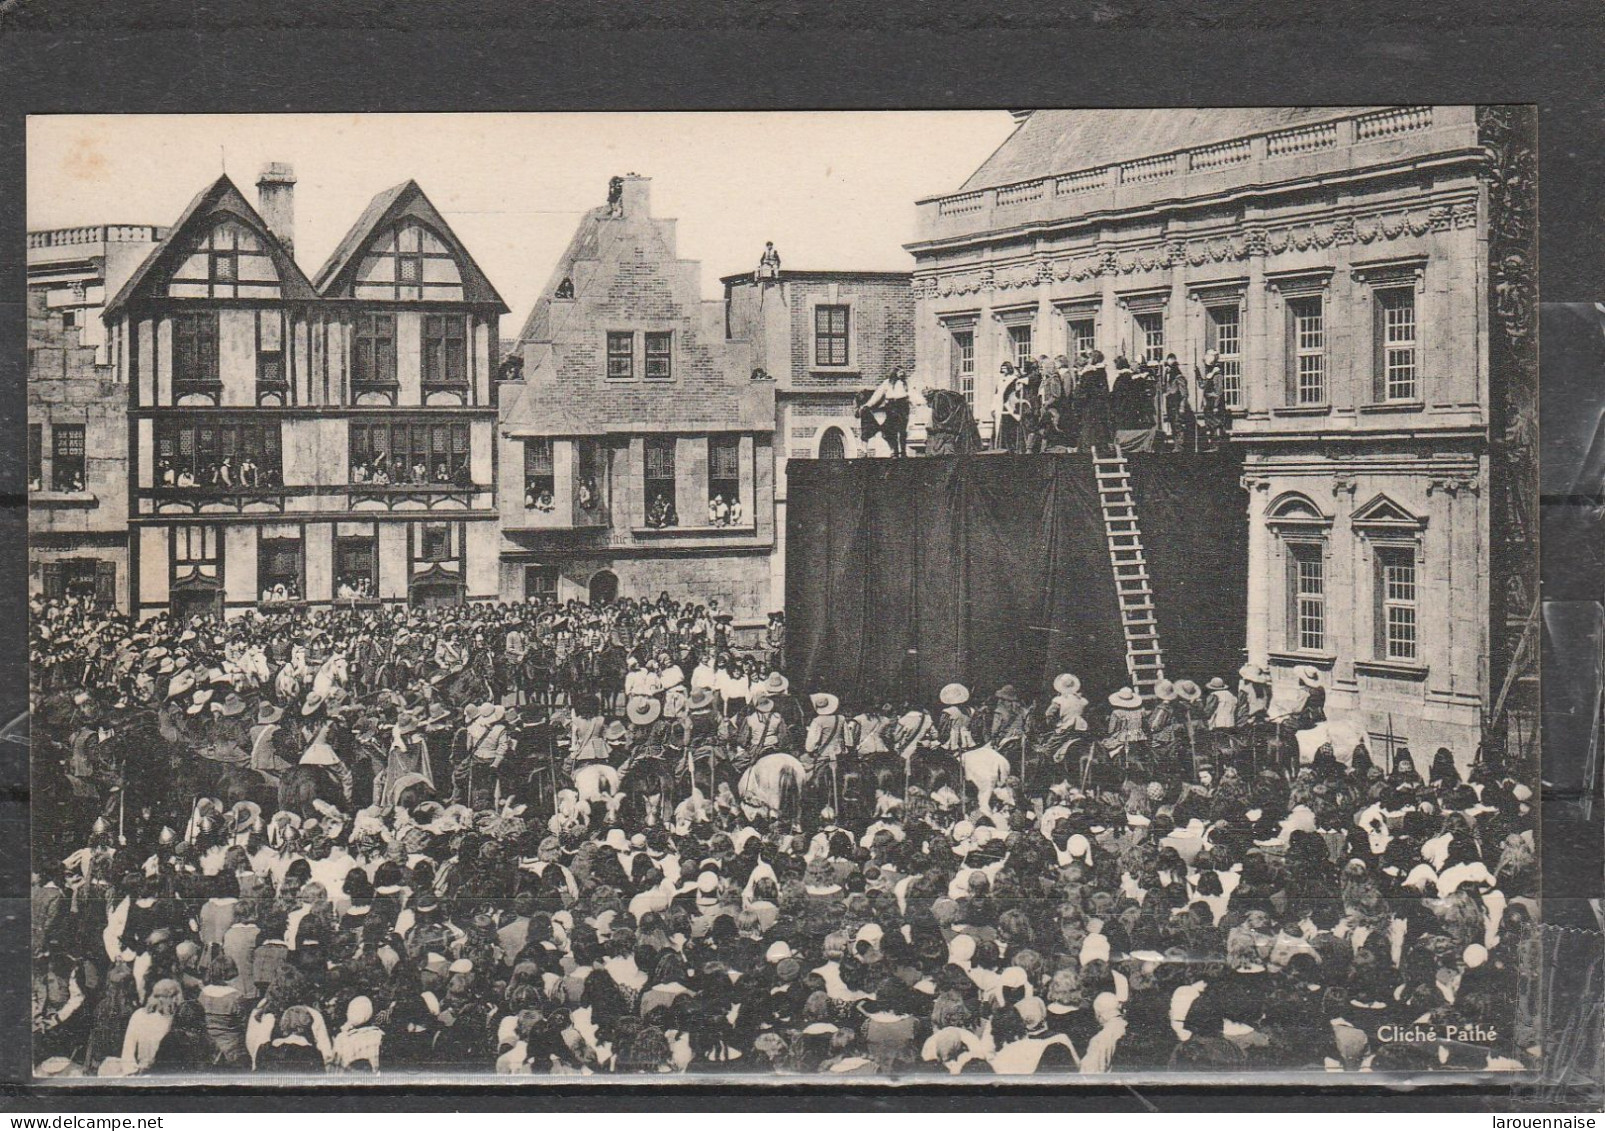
[957,107,1376,194]
[512,205,608,345]
[313,180,507,311]
[103,174,318,318]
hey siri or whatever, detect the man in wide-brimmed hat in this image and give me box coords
[760,671,805,735]
[935,683,975,753]
[1102,687,1147,769]
[803,693,846,805]
[1205,671,1238,726]
[1145,679,1186,778]
[983,684,1029,766]
[1047,673,1088,735]
[739,692,789,770]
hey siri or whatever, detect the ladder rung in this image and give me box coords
[1122,614,1156,626]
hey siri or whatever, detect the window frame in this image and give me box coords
[335,534,380,597]
[524,437,556,505]
[257,537,305,601]
[1066,317,1097,367]
[255,310,286,391]
[421,313,468,390]
[172,310,221,390]
[606,331,636,380]
[419,522,455,564]
[1006,323,1034,372]
[1375,285,1419,403]
[51,424,86,492]
[1286,294,1326,407]
[708,434,741,508]
[352,311,398,389]
[210,245,238,285]
[156,417,282,488]
[28,423,42,488]
[1286,542,1327,654]
[644,331,673,381]
[1375,546,1419,662]
[950,328,976,407]
[814,304,851,368]
[349,419,471,486]
[1204,302,1244,410]
[1133,310,1166,365]
[42,558,109,603]
[524,564,559,601]
[643,436,677,522]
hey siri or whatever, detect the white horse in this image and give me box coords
[959,743,1012,812]
[573,762,625,823]
[274,646,311,701]
[311,653,349,702]
[737,752,806,818]
[1296,717,1372,767]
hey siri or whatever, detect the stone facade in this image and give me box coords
[722,270,914,601]
[908,107,1536,768]
[102,167,506,620]
[498,177,777,623]
[27,226,164,612]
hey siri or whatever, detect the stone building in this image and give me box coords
[497,175,777,621]
[102,164,507,620]
[28,223,166,611]
[907,107,1537,766]
[721,269,914,603]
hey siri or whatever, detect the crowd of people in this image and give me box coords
[351,456,474,490]
[158,458,283,491]
[856,350,1233,460]
[30,590,1537,1079]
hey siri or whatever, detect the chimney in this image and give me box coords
[620,173,651,218]
[256,162,297,254]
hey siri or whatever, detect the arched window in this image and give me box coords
[588,569,619,604]
[818,427,847,460]
[1265,492,1332,655]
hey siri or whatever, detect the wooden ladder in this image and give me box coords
[1093,448,1165,695]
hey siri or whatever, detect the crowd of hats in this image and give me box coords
[29,593,1538,1078]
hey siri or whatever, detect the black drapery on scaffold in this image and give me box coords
[784,452,1247,711]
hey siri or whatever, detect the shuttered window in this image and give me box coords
[173,312,220,388]
[1285,296,1325,406]
[1373,287,1418,402]
[709,434,740,505]
[422,314,468,388]
[353,312,397,387]
[1205,304,1243,409]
